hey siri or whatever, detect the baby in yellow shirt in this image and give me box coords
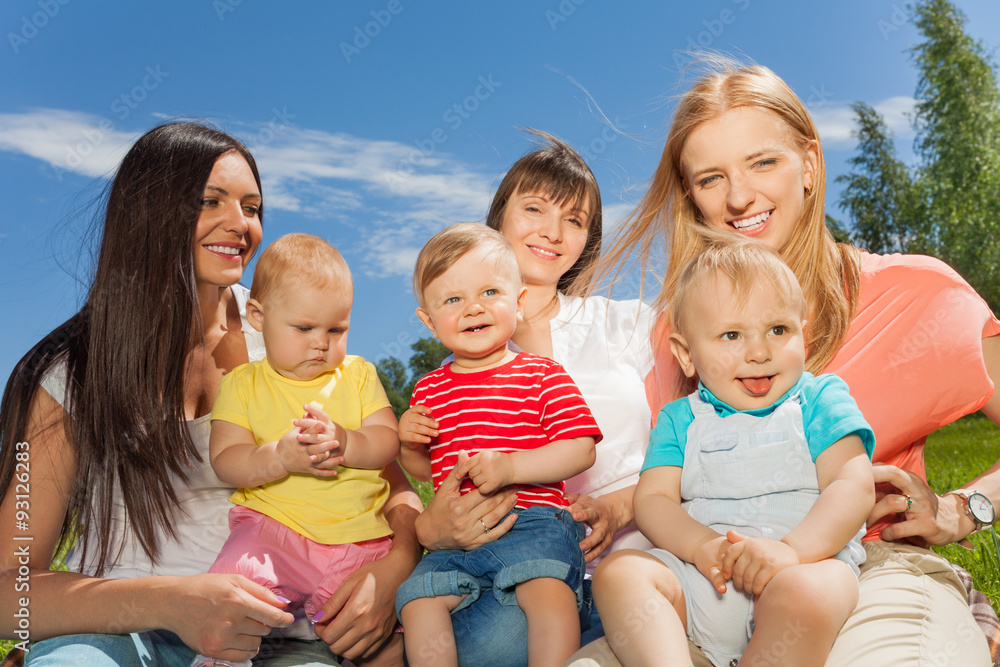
[192,233,401,667]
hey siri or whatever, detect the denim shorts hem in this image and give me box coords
[493,559,582,606]
[395,568,486,616]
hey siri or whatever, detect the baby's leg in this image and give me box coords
[592,549,692,667]
[399,595,463,667]
[743,559,858,667]
[515,576,581,667]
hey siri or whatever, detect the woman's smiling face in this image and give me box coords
[680,106,817,253]
[498,189,590,290]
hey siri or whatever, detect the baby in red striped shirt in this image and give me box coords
[395,223,601,667]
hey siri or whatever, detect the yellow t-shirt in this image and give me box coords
[212,355,392,544]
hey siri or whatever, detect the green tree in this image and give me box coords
[836,102,926,254]
[404,337,450,397]
[911,0,1000,307]
[373,337,448,506]
[374,336,450,414]
[375,356,409,419]
[838,0,1000,309]
[825,213,853,245]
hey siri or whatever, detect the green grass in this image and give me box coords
[925,412,1000,613]
[3,415,996,661]
[405,472,434,508]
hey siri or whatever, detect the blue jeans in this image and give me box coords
[400,506,603,667]
[449,578,603,667]
[396,506,586,616]
[25,631,340,666]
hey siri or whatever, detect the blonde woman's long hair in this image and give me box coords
[593,58,860,397]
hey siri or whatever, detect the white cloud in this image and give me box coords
[0,108,139,178]
[812,96,917,149]
[874,96,917,134]
[0,109,495,278]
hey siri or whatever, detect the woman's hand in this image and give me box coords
[312,547,406,662]
[160,573,293,662]
[868,463,968,547]
[567,485,635,564]
[415,451,519,551]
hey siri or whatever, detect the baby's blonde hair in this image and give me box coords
[413,223,520,306]
[671,231,805,339]
[250,233,352,303]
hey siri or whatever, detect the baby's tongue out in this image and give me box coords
[740,376,772,396]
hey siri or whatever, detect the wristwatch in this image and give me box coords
[945,489,996,533]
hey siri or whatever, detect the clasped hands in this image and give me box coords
[275,403,347,477]
[694,531,800,597]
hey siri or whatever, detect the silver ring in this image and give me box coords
[480,519,491,534]
[905,494,913,510]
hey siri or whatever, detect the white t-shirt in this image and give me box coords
[41,285,266,579]
[552,293,656,568]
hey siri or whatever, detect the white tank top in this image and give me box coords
[41,285,265,579]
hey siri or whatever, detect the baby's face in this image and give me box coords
[417,246,525,371]
[672,274,806,411]
[254,283,352,381]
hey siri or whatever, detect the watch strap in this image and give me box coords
[944,489,993,533]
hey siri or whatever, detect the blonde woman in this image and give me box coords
[584,61,998,666]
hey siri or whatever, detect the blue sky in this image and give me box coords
[2,0,999,383]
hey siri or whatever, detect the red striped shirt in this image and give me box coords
[410,352,602,509]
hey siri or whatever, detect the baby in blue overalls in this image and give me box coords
[593,237,876,667]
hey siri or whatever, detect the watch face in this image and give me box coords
[969,492,995,524]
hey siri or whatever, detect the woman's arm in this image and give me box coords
[873,335,1000,546]
[0,387,293,661]
[312,461,423,662]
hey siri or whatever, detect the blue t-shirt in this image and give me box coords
[642,372,875,472]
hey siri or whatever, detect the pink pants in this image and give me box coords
[210,506,392,619]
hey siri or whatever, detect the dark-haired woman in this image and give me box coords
[0,123,422,666]
[411,131,656,666]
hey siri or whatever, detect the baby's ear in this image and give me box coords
[246,298,265,332]
[668,332,697,379]
[415,307,437,339]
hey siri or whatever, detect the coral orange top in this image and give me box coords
[647,252,1000,541]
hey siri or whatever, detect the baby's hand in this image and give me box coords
[692,533,730,594]
[399,405,438,449]
[275,426,332,476]
[722,531,799,596]
[453,451,513,495]
[283,405,345,476]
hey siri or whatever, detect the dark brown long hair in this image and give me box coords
[0,122,261,575]
[486,129,603,295]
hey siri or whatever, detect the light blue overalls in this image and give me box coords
[648,390,865,667]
